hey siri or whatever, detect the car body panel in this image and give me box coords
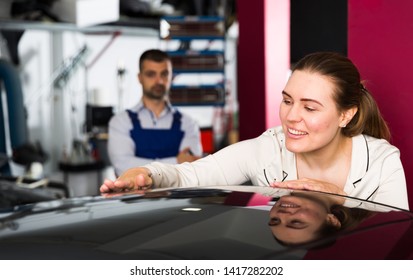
[0,186,412,260]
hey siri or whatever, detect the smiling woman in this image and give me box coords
[268,191,372,246]
[100,52,409,211]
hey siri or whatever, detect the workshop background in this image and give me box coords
[1,0,412,210]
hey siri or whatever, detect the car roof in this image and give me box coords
[0,186,412,260]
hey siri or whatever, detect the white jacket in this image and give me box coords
[146,126,409,210]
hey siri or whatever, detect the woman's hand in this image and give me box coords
[270,178,347,196]
[100,167,153,193]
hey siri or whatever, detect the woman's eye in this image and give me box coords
[268,217,281,226]
[290,220,303,225]
[282,99,292,105]
[304,106,316,112]
[289,220,307,228]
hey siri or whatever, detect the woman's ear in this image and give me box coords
[326,214,342,229]
[340,107,358,127]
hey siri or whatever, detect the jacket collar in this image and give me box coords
[280,134,369,186]
[347,134,369,189]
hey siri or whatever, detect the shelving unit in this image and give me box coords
[160,16,226,106]
[0,18,159,36]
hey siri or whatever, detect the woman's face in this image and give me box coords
[279,70,346,154]
[269,195,332,244]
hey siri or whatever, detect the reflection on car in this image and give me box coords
[0,185,412,259]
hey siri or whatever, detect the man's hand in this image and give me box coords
[177,147,201,163]
[100,167,153,193]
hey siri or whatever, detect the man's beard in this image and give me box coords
[144,85,167,100]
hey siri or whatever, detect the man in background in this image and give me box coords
[108,49,202,176]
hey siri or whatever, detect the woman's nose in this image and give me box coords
[286,105,302,122]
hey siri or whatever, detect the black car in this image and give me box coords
[0,185,412,260]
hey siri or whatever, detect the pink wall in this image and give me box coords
[237,0,290,140]
[348,0,413,209]
[264,0,290,129]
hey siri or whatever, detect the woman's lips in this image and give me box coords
[288,128,308,136]
[279,203,299,208]
[277,198,301,208]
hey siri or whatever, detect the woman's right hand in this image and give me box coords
[270,178,347,196]
[99,167,153,193]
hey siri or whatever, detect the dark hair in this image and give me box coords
[139,49,171,71]
[292,52,391,141]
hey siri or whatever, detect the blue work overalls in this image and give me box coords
[127,110,184,159]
